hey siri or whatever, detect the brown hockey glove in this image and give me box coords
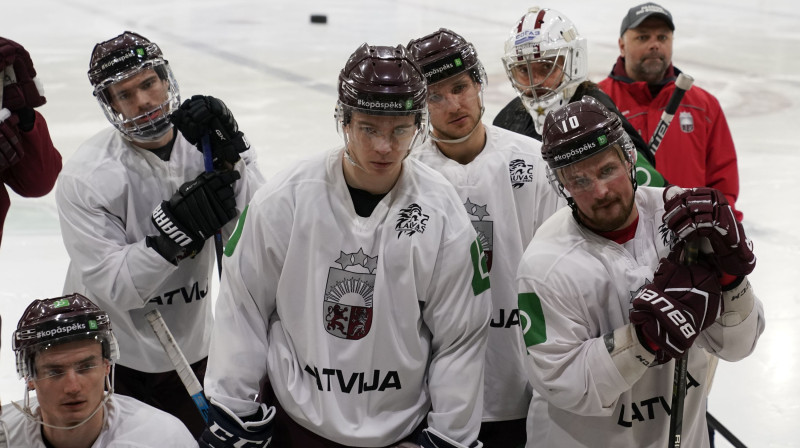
[629,252,722,360]
[1,37,46,110]
[0,109,23,172]
[663,186,755,276]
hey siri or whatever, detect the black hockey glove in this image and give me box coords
[150,170,240,263]
[170,95,250,169]
[199,398,275,448]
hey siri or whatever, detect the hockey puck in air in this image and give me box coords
[310,14,327,24]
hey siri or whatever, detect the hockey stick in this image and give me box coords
[706,412,747,448]
[647,72,694,159]
[201,133,224,279]
[145,309,209,423]
[667,237,697,448]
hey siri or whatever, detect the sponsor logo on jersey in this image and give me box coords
[509,159,535,188]
[464,198,494,271]
[395,203,429,238]
[518,292,547,346]
[679,111,694,133]
[323,248,377,340]
[470,236,490,295]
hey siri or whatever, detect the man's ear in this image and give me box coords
[27,379,36,391]
[618,36,626,57]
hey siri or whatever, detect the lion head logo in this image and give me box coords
[395,203,429,238]
[509,159,535,189]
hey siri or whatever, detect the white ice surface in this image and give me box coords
[1,1,798,446]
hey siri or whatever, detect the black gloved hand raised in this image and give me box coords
[150,170,240,263]
[170,95,250,168]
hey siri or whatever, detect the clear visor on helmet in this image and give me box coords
[427,71,483,111]
[336,102,429,154]
[93,59,180,143]
[547,143,637,198]
[16,331,119,380]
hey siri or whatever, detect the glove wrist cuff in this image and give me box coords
[606,324,655,384]
[718,277,755,326]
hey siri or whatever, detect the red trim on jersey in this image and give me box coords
[597,216,639,244]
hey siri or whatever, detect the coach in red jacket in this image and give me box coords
[1,36,62,247]
[598,3,743,220]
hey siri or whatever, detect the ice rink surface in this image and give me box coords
[1,1,798,446]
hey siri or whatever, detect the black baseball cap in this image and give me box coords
[620,3,675,36]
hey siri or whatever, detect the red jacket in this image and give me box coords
[0,110,62,246]
[598,57,743,221]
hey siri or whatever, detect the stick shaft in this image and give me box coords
[201,134,224,278]
[145,309,209,422]
[647,73,695,158]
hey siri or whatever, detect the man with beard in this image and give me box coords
[598,2,743,220]
[516,96,763,447]
[406,28,563,447]
[495,7,664,189]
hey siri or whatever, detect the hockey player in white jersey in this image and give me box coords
[516,96,764,447]
[201,43,491,448]
[3,294,196,447]
[55,31,264,437]
[405,29,563,447]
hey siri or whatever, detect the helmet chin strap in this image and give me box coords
[14,371,115,431]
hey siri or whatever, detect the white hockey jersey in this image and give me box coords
[206,148,492,447]
[413,124,564,421]
[56,128,264,373]
[0,394,197,447]
[516,186,765,447]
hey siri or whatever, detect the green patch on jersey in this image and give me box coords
[635,151,666,187]
[224,205,248,257]
[470,236,490,295]
[518,292,546,346]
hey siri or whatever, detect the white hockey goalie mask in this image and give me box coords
[502,7,588,134]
